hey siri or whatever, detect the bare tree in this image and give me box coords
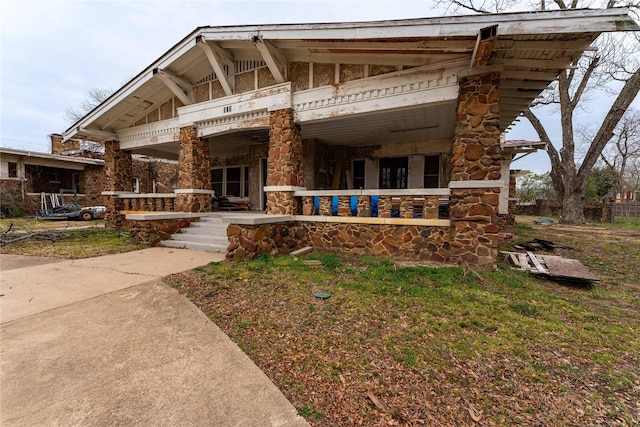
[434,0,640,223]
[63,87,113,124]
[63,87,114,154]
[599,109,640,199]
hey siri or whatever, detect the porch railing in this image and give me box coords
[117,193,177,212]
[293,189,450,220]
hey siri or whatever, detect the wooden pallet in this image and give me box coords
[501,251,599,283]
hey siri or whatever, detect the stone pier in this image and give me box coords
[265,109,304,215]
[103,140,132,229]
[175,125,213,212]
[449,72,503,266]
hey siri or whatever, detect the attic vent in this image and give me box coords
[194,65,231,85]
[235,60,266,74]
[480,25,498,41]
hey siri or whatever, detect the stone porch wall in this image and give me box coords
[226,222,302,260]
[124,217,198,246]
[299,223,451,262]
[226,221,451,263]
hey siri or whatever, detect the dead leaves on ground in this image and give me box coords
[168,258,639,427]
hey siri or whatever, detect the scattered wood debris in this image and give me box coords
[514,238,574,252]
[1,227,74,247]
[502,251,599,284]
[290,246,313,257]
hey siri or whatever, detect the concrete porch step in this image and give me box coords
[170,233,229,246]
[188,222,228,233]
[162,214,230,254]
[162,239,228,253]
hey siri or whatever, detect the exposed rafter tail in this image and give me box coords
[252,36,288,83]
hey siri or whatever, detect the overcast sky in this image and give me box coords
[1,0,637,174]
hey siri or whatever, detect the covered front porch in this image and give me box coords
[104,67,505,265]
[61,9,637,266]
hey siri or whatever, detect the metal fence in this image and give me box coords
[613,201,640,218]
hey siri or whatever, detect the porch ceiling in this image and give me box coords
[127,102,457,160]
[64,8,638,148]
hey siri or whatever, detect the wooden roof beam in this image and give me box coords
[153,68,192,106]
[77,127,118,141]
[196,35,234,97]
[471,25,498,68]
[495,39,595,51]
[501,70,560,80]
[117,98,169,129]
[501,89,546,98]
[491,58,577,69]
[501,80,552,90]
[252,36,287,83]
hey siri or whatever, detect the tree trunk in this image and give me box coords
[561,184,586,224]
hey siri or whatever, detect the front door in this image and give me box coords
[379,157,408,189]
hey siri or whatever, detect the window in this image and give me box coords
[226,167,241,196]
[211,168,223,197]
[424,155,440,188]
[352,160,365,189]
[243,166,249,199]
[379,157,408,189]
[132,177,140,193]
[72,173,81,192]
[49,171,60,183]
[211,166,249,198]
[8,162,17,178]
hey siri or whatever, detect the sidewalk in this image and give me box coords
[0,248,308,426]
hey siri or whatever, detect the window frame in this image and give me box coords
[211,165,249,198]
[423,154,441,188]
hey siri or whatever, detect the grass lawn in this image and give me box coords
[0,218,144,258]
[168,217,640,426]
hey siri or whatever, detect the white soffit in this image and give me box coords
[63,8,638,144]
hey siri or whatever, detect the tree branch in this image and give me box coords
[553,0,568,9]
[523,108,565,199]
[578,67,640,184]
[570,55,600,110]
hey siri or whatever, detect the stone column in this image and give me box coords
[449,72,502,266]
[357,195,371,217]
[103,140,132,229]
[265,109,304,215]
[319,197,332,216]
[175,125,213,212]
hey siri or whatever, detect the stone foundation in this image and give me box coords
[449,187,501,266]
[226,222,302,260]
[125,218,197,246]
[226,221,451,263]
[301,223,451,262]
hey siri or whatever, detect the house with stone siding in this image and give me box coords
[0,146,104,214]
[0,136,179,215]
[61,8,638,265]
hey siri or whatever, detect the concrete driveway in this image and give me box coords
[0,248,308,426]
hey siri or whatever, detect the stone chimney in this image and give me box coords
[50,133,80,154]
